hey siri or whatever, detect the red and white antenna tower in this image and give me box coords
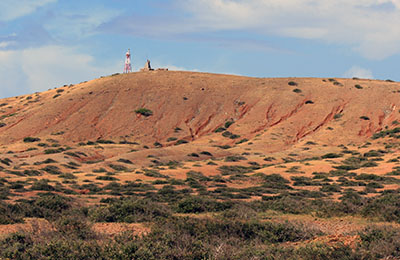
[123,49,132,73]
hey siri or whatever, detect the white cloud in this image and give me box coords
[344,66,374,79]
[0,41,15,48]
[174,0,400,59]
[0,0,56,21]
[44,8,120,39]
[0,45,120,97]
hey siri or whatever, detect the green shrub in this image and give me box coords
[143,169,169,178]
[224,155,247,162]
[362,194,400,222]
[117,158,133,164]
[224,120,234,129]
[221,131,240,139]
[135,108,153,117]
[23,137,40,143]
[334,113,343,119]
[320,184,341,193]
[59,173,77,180]
[31,179,56,191]
[214,127,226,133]
[44,148,65,154]
[41,165,62,175]
[34,158,57,165]
[200,151,212,156]
[187,153,199,157]
[108,164,128,172]
[90,198,170,223]
[372,127,400,139]
[217,145,232,149]
[364,150,384,157]
[0,202,24,224]
[153,142,162,147]
[25,193,72,219]
[96,176,118,181]
[54,215,95,240]
[218,165,254,175]
[356,225,400,259]
[321,153,342,159]
[175,196,232,213]
[96,139,115,144]
[236,138,249,144]
[186,171,210,181]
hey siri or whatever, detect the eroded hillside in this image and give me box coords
[2,71,400,258]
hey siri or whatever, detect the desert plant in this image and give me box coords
[23,137,40,143]
[135,108,153,117]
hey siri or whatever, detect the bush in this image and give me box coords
[175,196,232,213]
[334,113,343,119]
[17,193,72,219]
[362,194,400,222]
[186,171,210,181]
[218,165,254,175]
[117,158,133,164]
[214,127,225,133]
[224,155,247,162]
[89,198,171,223]
[221,131,240,139]
[175,139,188,145]
[108,164,128,172]
[187,153,199,157]
[55,215,95,240]
[0,202,24,224]
[44,148,65,154]
[321,153,342,159]
[135,108,153,117]
[200,151,213,156]
[23,137,40,143]
[236,138,249,144]
[41,165,62,175]
[59,173,77,180]
[356,225,400,259]
[0,233,103,259]
[217,145,232,149]
[96,139,115,144]
[31,179,55,191]
[224,121,234,129]
[96,176,118,181]
[320,184,342,193]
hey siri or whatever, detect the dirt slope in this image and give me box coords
[0,71,398,152]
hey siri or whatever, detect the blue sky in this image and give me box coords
[1,0,400,98]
